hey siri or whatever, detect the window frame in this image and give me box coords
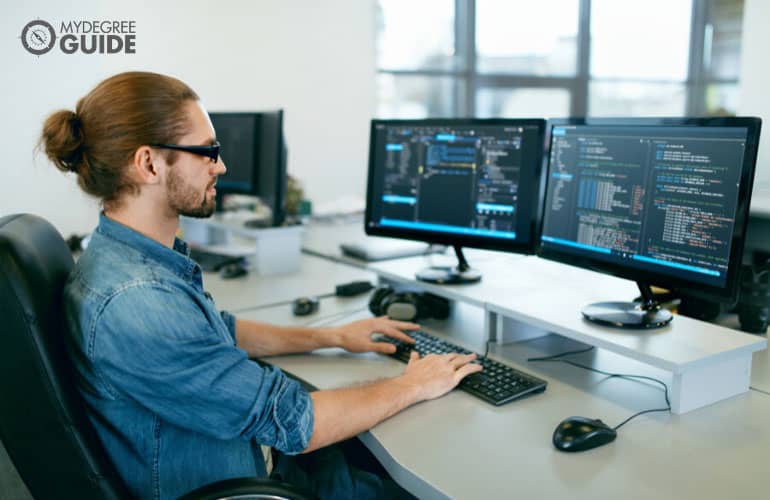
[375,0,741,118]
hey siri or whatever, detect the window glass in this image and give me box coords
[375,0,743,119]
[591,0,692,81]
[589,82,687,116]
[476,87,571,118]
[476,0,579,76]
[376,0,458,71]
[705,83,739,116]
[376,74,461,118]
[706,0,743,80]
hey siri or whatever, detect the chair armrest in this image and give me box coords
[178,477,316,500]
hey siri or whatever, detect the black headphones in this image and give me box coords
[368,285,450,321]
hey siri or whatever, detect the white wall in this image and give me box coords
[739,0,770,193]
[0,0,376,236]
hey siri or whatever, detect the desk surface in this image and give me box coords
[211,251,770,500]
[750,187,770,218]
[202,253,376,311]
[245,298,770,500]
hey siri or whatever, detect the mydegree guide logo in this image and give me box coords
[20,19,137,56]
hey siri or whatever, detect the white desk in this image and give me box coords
[199,252,770,499]
[237,294,770,500]
[201,253,377,312]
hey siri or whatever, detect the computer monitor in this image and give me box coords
[208,110,288,226]
[365,118,547,284]
[539,117,762,328]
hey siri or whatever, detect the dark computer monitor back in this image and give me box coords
[209,113,259,194]
[209,111,287,226]
[257,110,287,226]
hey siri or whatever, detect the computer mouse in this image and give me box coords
[292,296,319,316]
[219,262,248,280]
[552,416,617,452]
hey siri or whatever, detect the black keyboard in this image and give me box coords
[378,330,547,406]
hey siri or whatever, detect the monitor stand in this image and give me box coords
[581,282,673,329]
[415,245,482,285]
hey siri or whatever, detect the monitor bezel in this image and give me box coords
[538,116,762,303]
[365,118,547,255]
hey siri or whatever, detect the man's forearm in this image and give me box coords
[304,376,422,453]
[235,319,338,357]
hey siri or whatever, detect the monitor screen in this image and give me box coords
[365,119,547,254]
[540,117,761,302]
[209,111,287,226]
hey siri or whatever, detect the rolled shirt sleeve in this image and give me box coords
[90,283,314,455]
[219,309,238,343]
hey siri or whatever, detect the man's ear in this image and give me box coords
[131,145,162,185]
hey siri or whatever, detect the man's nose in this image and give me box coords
[213,157,227,175]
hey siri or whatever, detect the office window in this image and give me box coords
[705,83,739,116]
[589,82,687,117]
[375,0,744,118]
[590,0,691,81]
[589,0,691,116]
[706,0,743,80]
[476,87,571,119]
[476,0,579,76]
[377,74,462,118]
[376,0,458,71]
[700,0,743,115]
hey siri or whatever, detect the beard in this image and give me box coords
[166,166,216,218]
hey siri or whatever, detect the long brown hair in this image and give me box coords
[40,71,199,208]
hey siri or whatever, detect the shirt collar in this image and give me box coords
[96,213,200,280]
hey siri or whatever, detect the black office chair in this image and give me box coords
[0,214,314,500]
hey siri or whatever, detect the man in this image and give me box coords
[42,71,481,499]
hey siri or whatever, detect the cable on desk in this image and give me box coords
[527,347,671,431]
[482,338,492,359]
[750,386,770,396]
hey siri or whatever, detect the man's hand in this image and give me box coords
[329,316,419,354]
[399,351,483,402]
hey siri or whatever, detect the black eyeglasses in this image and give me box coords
[150,141,221,162]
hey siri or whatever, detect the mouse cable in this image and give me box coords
[482,338,492,358]
[527,347,671,431]
[750,386,770,397]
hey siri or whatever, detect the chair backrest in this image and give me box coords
[0,214,127,499]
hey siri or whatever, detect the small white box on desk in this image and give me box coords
[247,225,303,275]
[180,215,303,276]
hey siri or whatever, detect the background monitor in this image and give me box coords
[208,110,288,226]
[365,118,547,284]
[539,117,762,328]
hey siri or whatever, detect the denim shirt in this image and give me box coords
[63,214,314,500]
